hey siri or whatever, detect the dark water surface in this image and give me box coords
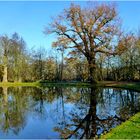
[0,86,140,139]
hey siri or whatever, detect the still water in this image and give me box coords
[0,86,140,139]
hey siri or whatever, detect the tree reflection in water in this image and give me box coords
[0,87,27,135]
[53,87,140,139]
[0,86,140,139]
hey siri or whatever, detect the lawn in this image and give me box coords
[0,82,41,87]
[101,112,140,139]
[100,81,140,139]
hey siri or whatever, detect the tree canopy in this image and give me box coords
[44,3,127,83]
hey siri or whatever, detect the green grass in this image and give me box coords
[0,81,140,90]
[0,82,41,87]
[0,81,91,88]
[100,81,140,139]
[101,112,140,139]
[40,81,91,87]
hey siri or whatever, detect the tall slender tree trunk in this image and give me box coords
[3,65,8,82]
[18,77,22,82]
[3,87,8,106]
[60,51,64,81]
[3,55,8,82]
[99,62,103,81]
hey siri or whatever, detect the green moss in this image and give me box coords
[101,113,140,139]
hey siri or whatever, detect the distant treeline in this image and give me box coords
[0,32,140,82]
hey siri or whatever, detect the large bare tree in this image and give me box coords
[45,3,123,83]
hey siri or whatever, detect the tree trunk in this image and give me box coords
[18,77,22,82]
[3,65,8,82]
[3,87,8,106]
[99,62,103,81]
[3,55,8,82]
[60,51,64,81]
[88,57,97,84]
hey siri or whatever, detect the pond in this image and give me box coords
[0,86,140,139]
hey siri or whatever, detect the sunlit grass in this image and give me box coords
[0,82,41,87]
[0,81,91,87]
[100,81,140,139]
[101,112,140,139]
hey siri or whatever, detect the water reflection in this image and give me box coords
[0,86,140,138]
[0,87,29,135]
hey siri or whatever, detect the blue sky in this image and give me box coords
[0,1,140,50]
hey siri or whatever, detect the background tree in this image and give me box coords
[0,35,12,82]
[0,33,27,82]
[10,33,26,82]
[107,33,140,81]
[52,37,70,81]
[31,46,47,81]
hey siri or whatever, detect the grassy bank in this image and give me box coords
[101,112,140,139]
[0,82,41,87]
[0,81,91,88]
[0,81,140,89]
[40,81,91,87]
[39,81,140,90]
[100,81,140,139]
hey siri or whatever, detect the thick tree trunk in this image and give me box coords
[3,65,8,82]
[89,66,97,84]
[88,56,97,84]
